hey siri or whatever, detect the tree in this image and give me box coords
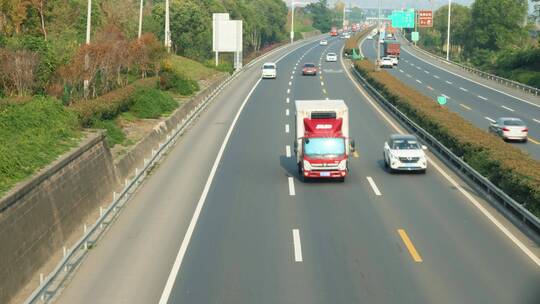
[305,0,332,33]
[432,4,471,56]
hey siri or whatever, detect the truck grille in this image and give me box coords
[399,157,420,163]
[311,163,339,170]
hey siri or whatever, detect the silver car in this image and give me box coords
[489,117,528,142]
[383,134,428,173]
[326,52,337,62]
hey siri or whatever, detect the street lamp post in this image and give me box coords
[138,0,144,38]
[290,0,295,43]
[376,0,382,70]
[165,0,171,52]
[446,0,451,61]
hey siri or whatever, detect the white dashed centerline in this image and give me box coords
[399,69,404,73]
[427,86,434,91]
[292,229,302,262]
[485,117,496,123]
[288,177,295,196]
[459,104,472,110]
[406,74,412,78]
[288,81,292,86]
[501,105,515,112]
[478,95,488,101]
[285,124,290,133]
[286,97,290,103]
[416,79,422,84]
[445,81,453,85]
[366,177,382,196]
[534,119,540,124]
[424,70,430,74]
[459,87,468,92]
[321,81,324,86]
[442,94,451,99]
[286,108,290,116]
[433,75,440,79]
[286,145,291,158]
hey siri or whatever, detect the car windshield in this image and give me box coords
[304,138,345,158]
[263,65,275,70]
[503,119,524,126]
[391,139,420,150]
[327,53,336,56]
[304,63,315,68]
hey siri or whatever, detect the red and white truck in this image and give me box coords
[330,27,338,36]
[383,40,401,58]
[294,100,354,182]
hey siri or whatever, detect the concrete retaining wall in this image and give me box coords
[0,132,118,303]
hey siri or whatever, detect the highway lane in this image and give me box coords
[163,37,540,304]
[53,38,322,304]
[361,37,540,159]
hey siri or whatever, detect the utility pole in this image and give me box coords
[446,0,451,61]
[165,0,171,52]
[84,0,91,97]
[376,0,382,70]
[290,0,295,43]
[138,0,144,38]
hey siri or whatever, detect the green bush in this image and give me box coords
[89,118,126,147]
[130,88,178,119]
[0,97,80,195]
[159,69,199,95]
[355,60,540,217]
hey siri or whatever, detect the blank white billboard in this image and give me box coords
[213,19,242,52]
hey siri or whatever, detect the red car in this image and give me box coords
[302,63,317,76]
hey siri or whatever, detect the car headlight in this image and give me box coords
[303,160,311,171]
[338,160,347,170]
[390,153,398,160]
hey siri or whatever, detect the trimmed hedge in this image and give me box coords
[129,88,178,119]
[70,77,157,127]
[355,60,540,217]
[344,28,373,56]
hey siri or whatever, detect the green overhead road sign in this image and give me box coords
[390,10,415,29]
[437,95,447,105]
[411,32,420,42]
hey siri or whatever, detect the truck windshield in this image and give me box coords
[304,138,345,158]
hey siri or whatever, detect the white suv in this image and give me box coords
[261,62,277,79]
[326,52,337,62]
[378,57,393,68]
[383,134,427,173]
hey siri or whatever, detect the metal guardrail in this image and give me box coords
[23,36,323,304]
[401,35,540,97]
[350,65,540,235]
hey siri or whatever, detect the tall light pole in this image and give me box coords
[165,0,171,52]
[138,0,144,38]
[84,0,91,97]
[446,0,451,61]
[86,0,91,44]
[376,0,382,70]
[290,0,295,43]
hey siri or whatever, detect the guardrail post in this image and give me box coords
[99,207,104,228]
[39,273,45,301]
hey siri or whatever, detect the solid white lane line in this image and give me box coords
[485,116,496,123]
[288,177,296,196]
[292,229,303,262]
[501,105,515,112]
[433,75,440,79]
[478,95,488,101]
[533,119,540,124]
[416,79,422,84]
[366,177,382,196]
[286,145,291,158]
[286,108,290,116]
[459,87,468,92]
[285,124,290,133]
[446,80,453,85]
[342,50,540,268]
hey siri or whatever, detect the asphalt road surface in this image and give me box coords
[55,36,540,304]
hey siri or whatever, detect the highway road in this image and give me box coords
[55,36,540,304]
[361,35,540,160]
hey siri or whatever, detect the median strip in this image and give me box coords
[397,229,423,263]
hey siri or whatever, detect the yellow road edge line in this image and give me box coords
[397,229,423,263]
[353,151,360,158]
[528,137,540,145]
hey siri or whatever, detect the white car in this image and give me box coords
[378,57,393,68]
[366,35,373,40]
[489,117,528,142]
[388,55,398,66]
[344,33,351,39]
[319,39,328,46]
[383,134,427,173]
[261,62,276,79]
[326,52,337,62]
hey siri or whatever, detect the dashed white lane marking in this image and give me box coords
[534,119,540,124]
[287,89,290,94]
[459,87,468,92]
[292,229,302,262]
[406,74,412,78]
[399,69,404,73]
[410,63,415,66]
[366,177,382,196]
[286,108,290,116]
[485,116,496,123]
[288,81,292,86]
[285,124,290,133]
[424,70,430,74]
[478,95,488,101]
[290,75,293,80]
[433,75,440,79]
[288,177,296,196]
[321,81,324,86]
[427,86,434,91]
[416,79,422,84]
[442,94,450,99]
[416,66,421,70]
[286,145,291,158]
[445,80,453,85]
[286,97,290,103]
[322,88,327,94]
[459,104,472,110]
[325,97,329,100]
[501,105,515,112]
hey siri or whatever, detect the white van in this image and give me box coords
[261,62,277,79]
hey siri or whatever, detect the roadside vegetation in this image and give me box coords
[415,0,540,88]
[355,59,540,217]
